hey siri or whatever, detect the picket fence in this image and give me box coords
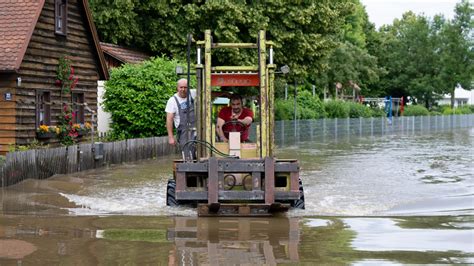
[0,136,175,187]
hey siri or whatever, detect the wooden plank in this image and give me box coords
[274,162,299,172]
[208,157,218,203]
[0,117,16,123]
[0,137,16,144]
[264,157,275,204]
[79,143,93,171]
[102,142,112,166]
[175,172,186,192]
[0,109,17,116]
[176,191,206,200]
[0,124,16,130]
[274,191,300,200]
[25,150,37,180]
[290,171,299,192]
[127,139,135,162]
[176,162,208,172]
[0,102,15,109]
[36,148,56,178]
[67,145,78,173]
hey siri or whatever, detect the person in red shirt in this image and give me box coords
[216,94,253,142]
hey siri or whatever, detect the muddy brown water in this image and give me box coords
[1,129,473,264]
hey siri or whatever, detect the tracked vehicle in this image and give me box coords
[166,30,304,216]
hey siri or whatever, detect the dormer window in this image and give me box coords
[55,0,67,35]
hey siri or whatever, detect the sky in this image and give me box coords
[360,0,459,28]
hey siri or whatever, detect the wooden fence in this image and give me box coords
[0,136,176,187]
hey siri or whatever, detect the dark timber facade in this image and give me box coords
[0,0,108,154]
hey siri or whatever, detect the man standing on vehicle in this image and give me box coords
[216,94,253,142]
[165,78,196,154]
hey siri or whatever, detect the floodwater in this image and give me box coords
[1,128,473,264]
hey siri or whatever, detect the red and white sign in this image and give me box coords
[211,73,259,87]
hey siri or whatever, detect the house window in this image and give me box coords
[55,0,67,35]
[72,93,85,123]
[36,91,51,126]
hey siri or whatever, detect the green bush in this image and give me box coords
[431,104,451,114]
[403,105,430,116]
[469,105,474,113]
[275,91,326,120]
[370,107,386,117]
[103,56,190,139]
[347,102,373,118]
[296,91,326,119]
[274,99,294,120]
[324,100,350,118]
[442,106,472,115]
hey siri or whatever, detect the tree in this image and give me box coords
[314,0,383,98]
[374,12,442,107]
[437,0,474,107]
[89,0,352,81]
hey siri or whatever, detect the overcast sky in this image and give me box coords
[360,0,459,28]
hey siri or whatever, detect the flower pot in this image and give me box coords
[36,132,56,140]
[77,130,89,138]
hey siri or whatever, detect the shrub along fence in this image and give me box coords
[0,136,175,187]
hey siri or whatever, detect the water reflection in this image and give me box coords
[167,217,300,265]
[0,215,473,265]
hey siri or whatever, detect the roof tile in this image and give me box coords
[100,42,151,65]
[0,0,44,71]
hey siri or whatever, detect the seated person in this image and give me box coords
[216,94,253,142]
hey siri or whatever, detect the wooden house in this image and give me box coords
[0,0,108,155]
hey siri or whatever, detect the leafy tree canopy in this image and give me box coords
[89,0,352,81]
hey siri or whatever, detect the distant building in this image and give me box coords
[100,42,151,70]
[438,87,474,107]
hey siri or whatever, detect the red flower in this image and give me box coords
[55,79,62,87]
[70,78,78,89]
[70,66,74,75]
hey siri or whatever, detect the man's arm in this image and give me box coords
[238,108,253,126]
[216,117,227,142]
[166,112,176,145]
[238,116,253,126]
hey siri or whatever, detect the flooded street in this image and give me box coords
[1,128,473,264]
